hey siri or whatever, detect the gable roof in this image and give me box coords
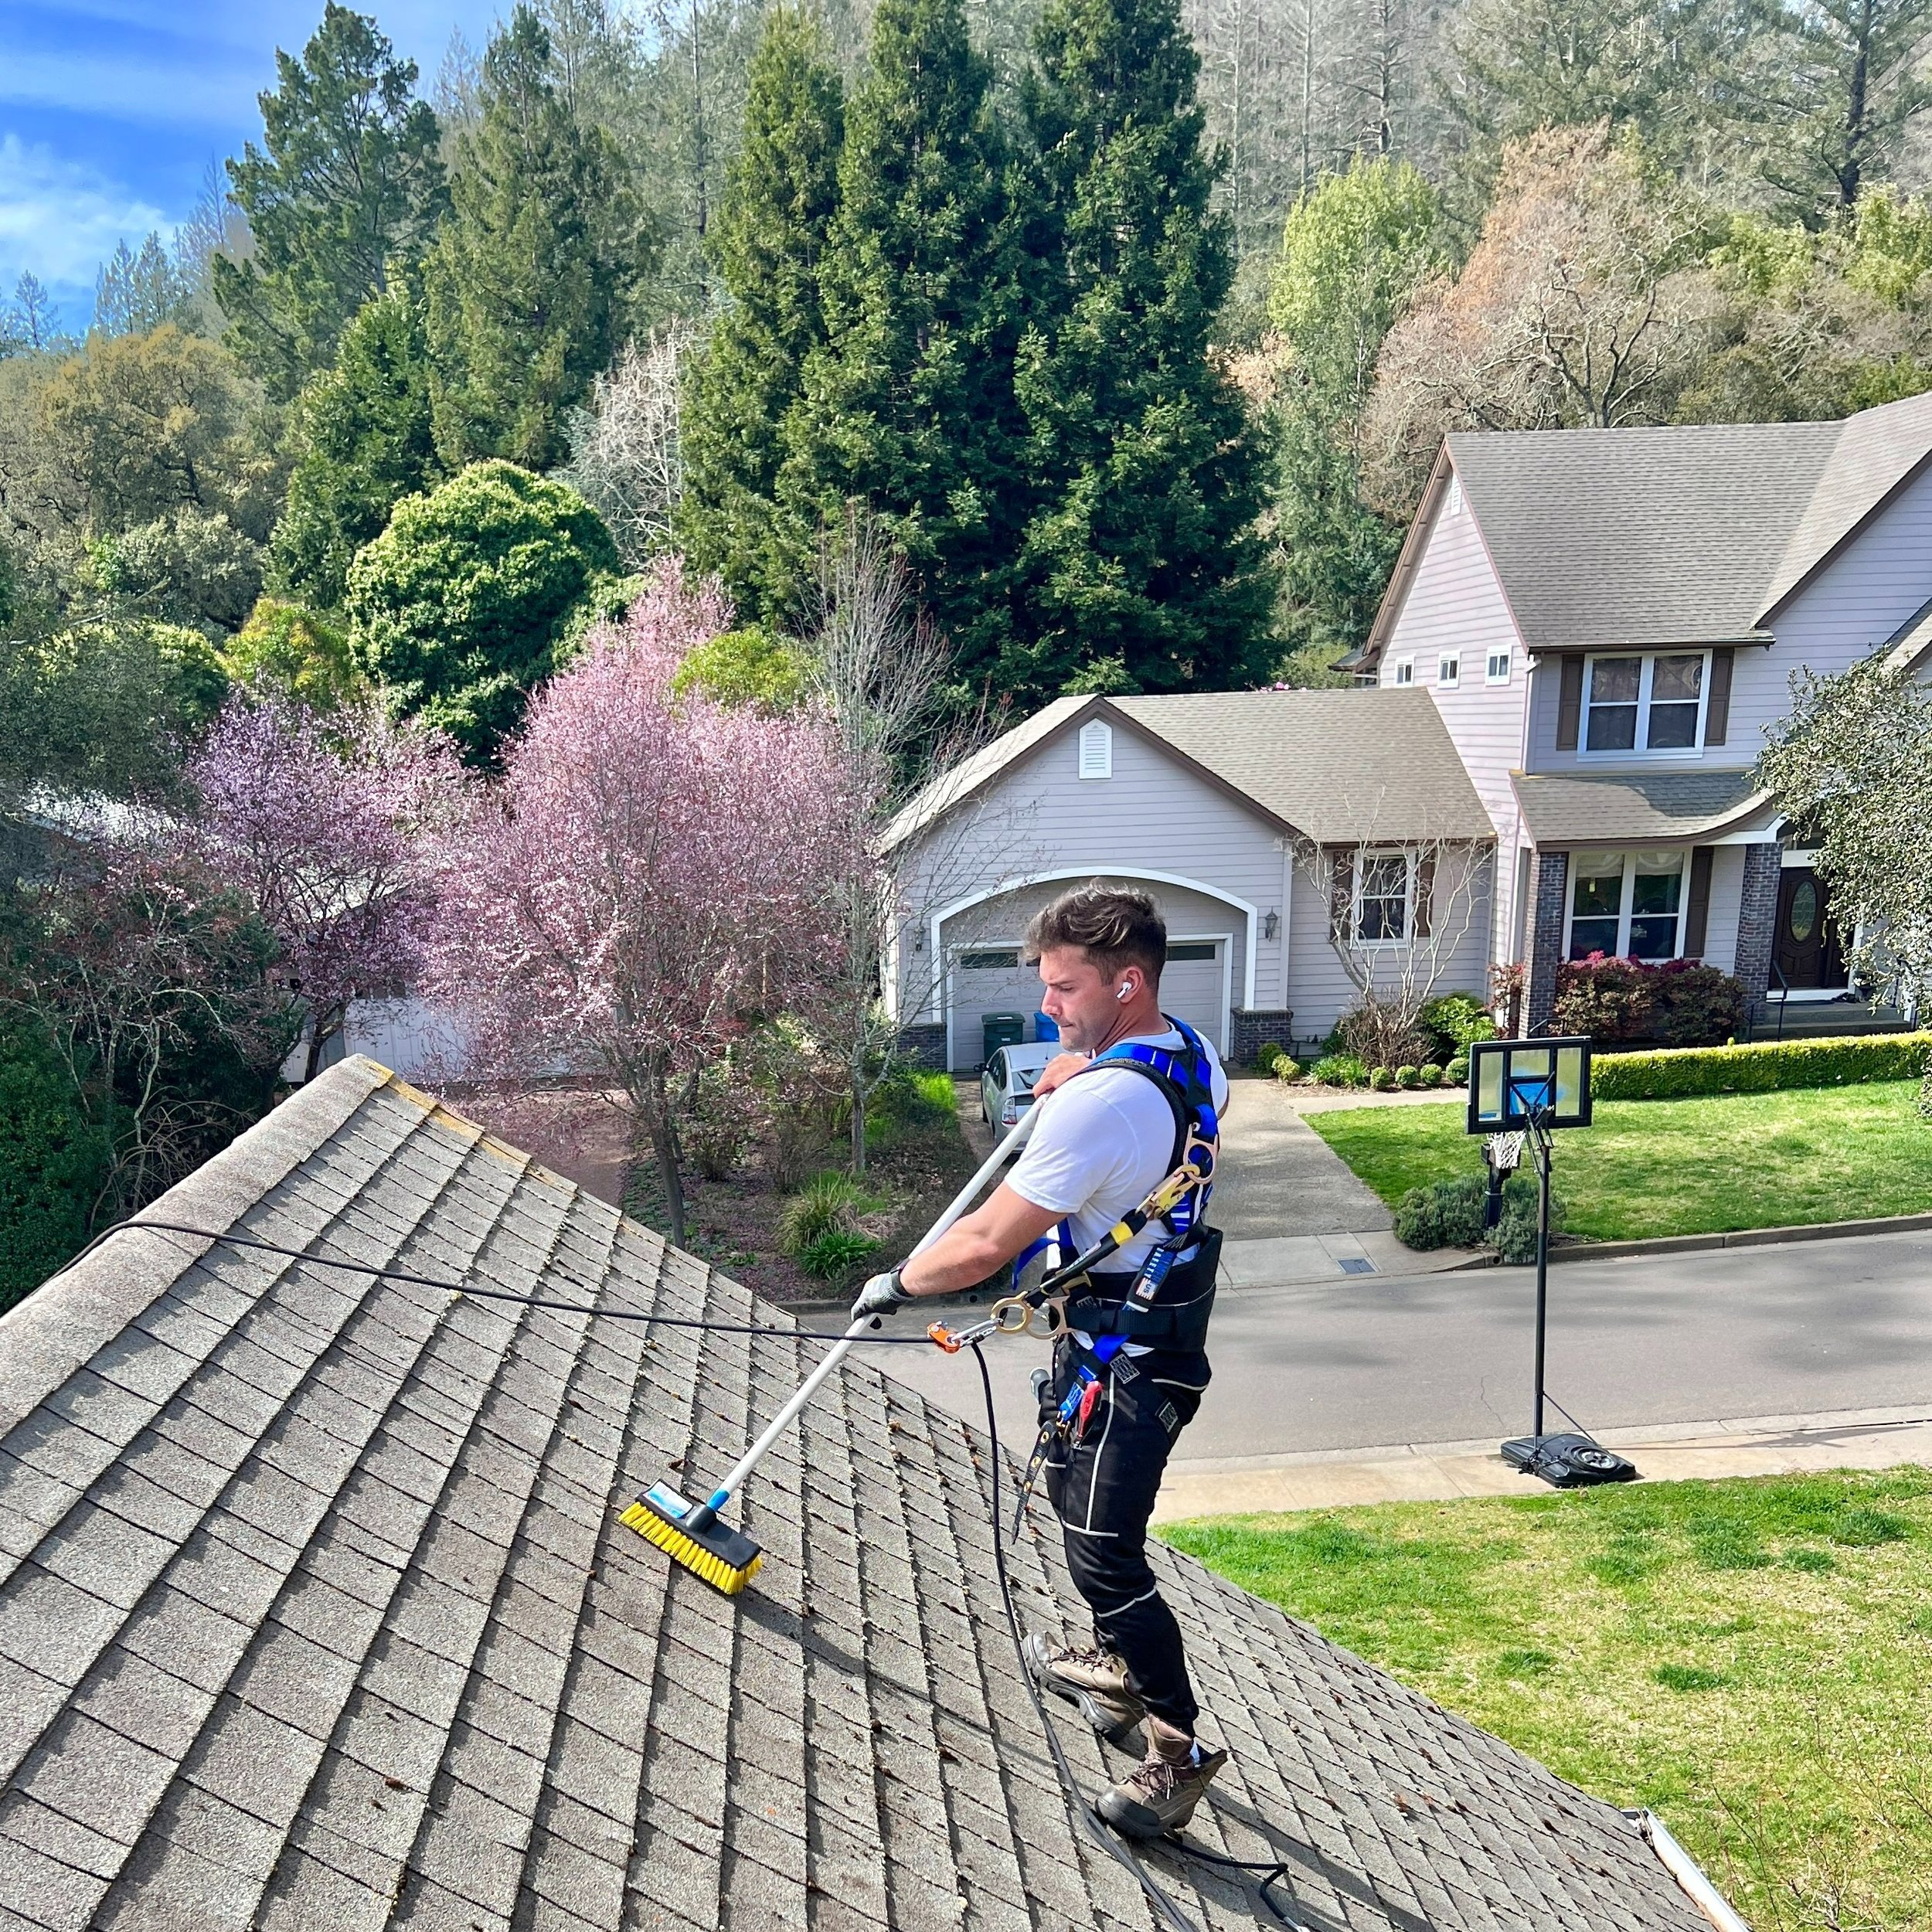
[0,1059,1717,1932]
[1366,391,1932,662]
[889,689,1495,852]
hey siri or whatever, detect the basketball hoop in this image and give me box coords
[1485,1131,1526,1177]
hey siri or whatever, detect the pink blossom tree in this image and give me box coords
[426,560,849,1243]
[189,694,467,1080]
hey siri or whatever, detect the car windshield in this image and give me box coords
[1013,1066,1038,1090]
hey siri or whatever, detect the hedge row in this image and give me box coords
[1592,1030,1932,1101]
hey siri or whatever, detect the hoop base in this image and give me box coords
[1501,1432,1640,1488]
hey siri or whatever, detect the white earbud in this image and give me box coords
[1117,983,1131,1002]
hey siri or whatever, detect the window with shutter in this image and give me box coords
[1077,719,1112,779]
[1557,656,1583,749]
[1706,648,1733,745]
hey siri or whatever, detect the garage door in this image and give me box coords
[950,946,1043,1070]
[1157,940,1226,1053]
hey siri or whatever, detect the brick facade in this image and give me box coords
[896,1022,948,1071]
[1522,849,1570,1034]
[1733,843,1783,1019]
[1229,1008,1295,1067]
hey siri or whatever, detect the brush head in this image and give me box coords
[621,1483,764,1595]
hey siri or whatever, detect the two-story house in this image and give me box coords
[1358,390,1932,1030]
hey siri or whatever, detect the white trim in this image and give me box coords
[1437,651,1461,688]
[1577,649,1713,762]
[927,867,1260,1019]
[1485,645,1512,685]
[1393,658,1415,686]
[1352,849,1417,949]
[1077,718,1113,780]
[1781,845,1820,869]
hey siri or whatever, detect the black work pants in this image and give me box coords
[1041,1338,1209,1733]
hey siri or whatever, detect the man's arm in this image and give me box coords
[897,1183,1062,1298]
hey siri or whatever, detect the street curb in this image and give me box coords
[1439,1209,1932,1270]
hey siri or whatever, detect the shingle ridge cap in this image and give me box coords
[0,1055,393,1440]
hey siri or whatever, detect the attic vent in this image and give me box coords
[1078,719,1113,780]
[1445,473,1464,517]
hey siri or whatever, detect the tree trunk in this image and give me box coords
[849,1072,867,1176]
[651,1112,687,1247]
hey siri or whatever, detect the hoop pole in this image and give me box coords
[1532,1114,1551,1440]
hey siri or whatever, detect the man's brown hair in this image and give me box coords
[1023,883,1166,985]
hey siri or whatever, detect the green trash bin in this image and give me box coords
[981,1012,1026,1066]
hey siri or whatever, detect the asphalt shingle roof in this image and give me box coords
[1510,768,1776,847]
[1439,389,1932,652]
[888,690,1495,853]
[0,1059,1714,1932]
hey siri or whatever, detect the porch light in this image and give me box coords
[1263,910,1279,940]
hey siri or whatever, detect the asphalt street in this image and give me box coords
[875,1226,1932,1460]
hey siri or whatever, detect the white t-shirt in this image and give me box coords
[1005,1026,1229,1325]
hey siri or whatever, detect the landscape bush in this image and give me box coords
[798,1228,881,1279]
[1393,1064,1421,1089]
[1310,1053,1367,1086]
[1272,1055,1303,1083]
[1394,1170,1557,1264]
[1418,1063,1444,1087]
[1555,954,1749,1047]
[1255,1042,1285,1073]
[777,1170,881,1256]
[865,1066,957,1149]
[1369,1066,1396,1091]
[1419,992,1498,1062]
[1445,1053,1470,1086]
[1592,1031,1932,1100]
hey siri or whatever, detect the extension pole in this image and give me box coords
[686,1107,1043,1531]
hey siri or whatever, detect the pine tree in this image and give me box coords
[269,290,441,611]
[778,0,1023,675]
[93,235,196,338]
[423,8,654,472]
[679,9,845,624]
[1011,0,1275,699]
[215,4,446,400]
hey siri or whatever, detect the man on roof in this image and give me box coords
[852,883,1230,1838]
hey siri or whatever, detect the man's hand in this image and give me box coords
[1031,1050,1091,1098]
[851,1269,911,1322]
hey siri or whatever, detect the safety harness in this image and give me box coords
[929,1018,1223,1519]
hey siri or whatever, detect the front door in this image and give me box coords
[1773,867,1845,990]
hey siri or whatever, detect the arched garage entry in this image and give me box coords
[928,869,1257,1070]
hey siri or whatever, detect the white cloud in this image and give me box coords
[0,134,168,294]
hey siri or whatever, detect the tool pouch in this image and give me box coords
[1062,1227,1222,1351]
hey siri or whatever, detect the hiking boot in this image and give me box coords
[1022,1631,1146,1747]
[1096,1720,1229,1839]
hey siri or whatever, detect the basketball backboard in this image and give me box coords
[1466,1037,1592,1134]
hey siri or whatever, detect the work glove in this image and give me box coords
[852,1269,911,1323]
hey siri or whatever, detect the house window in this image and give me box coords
[1357,852,1411,944]
[1583,652,1709,754]
[1438,652,1460,688]
[1486,647,1511,685]
[1393,659,1414,686]
[959,947,1020,970]
[1566,850,1686,961]
[1077,719,1112,779]
[1165,942,1219,962]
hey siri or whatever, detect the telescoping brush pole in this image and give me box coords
[623,1105,1043,1593]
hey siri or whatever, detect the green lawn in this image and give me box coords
[1306,1081,1932,1241]
[1166,1469,1932,1930]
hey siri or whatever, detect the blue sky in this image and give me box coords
[0,0,504,329]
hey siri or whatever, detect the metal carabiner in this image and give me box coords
[990,1293,1066,1339]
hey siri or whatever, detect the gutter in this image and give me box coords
[1624,1809,1750,1931]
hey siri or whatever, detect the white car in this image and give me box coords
[981,1043,1057,1129]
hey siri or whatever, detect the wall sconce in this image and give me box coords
[1262,910,1279,940]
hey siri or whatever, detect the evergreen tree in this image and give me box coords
[1012,0,1274,699]
[269,290,441,611]
[423,8,653,473]
[1268,158,1442,680]
[215,4,446,400]
[92,236,196,338]
[679,9,845,624]
[778,0,1023,676]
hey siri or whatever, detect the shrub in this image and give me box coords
[1369,1066,1396,1091]
[1338,996,1432,1073]
[223,598,366,709]
[1419,992,1498,1062]
[1590,1030,1932,1100]
[1395,1173,1486,1249]
[1554,954,1656,1041]
[865,1066,957,1149]
[1492,1172,1560,1265]
[1272,1056,1303,1083]
[0,1019,113,1313]
[778,1171,879,1256]
[684,1066,760,1181]
[672,625,811,712]
[345,460,621,760]
[1444,1053,1470,1086]
[1651,960,1748,1046]
[798,1229,880,1279]
[1393,1064,1421,1089]
[1418,1063,1444,1088]
[1310,1053,1367,1087]
[1255,1042,1284,1073]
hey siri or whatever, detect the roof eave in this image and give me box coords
[1756,440,1932,628]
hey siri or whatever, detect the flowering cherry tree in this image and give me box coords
[189,694,466,1080]
[427,561,848,1243]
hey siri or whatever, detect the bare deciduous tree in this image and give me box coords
[558,325,698,570]
[1293,805,1492,1067]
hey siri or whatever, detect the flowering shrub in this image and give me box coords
[1554,954,1749,1047]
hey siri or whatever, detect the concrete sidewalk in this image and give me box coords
[1154,1400,1932,1522]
